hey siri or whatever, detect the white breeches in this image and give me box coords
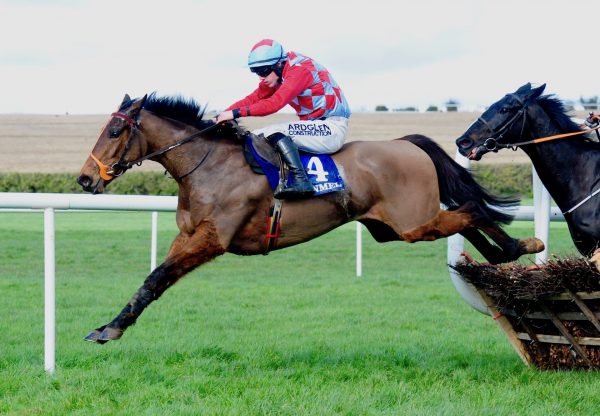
[253,116,349,154]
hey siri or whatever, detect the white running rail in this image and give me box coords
[1,187,562,374]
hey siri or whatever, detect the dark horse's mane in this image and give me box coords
[122,93,243,141]
[537,94,584,135]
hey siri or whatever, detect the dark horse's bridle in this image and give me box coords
[475,95,600,214]
[476,93,529,153]
[90,110,219,181]
[477,95,600,154]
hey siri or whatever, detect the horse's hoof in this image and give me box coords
[459,251,477,264]
[521,237,545,254]
[84,329,109,344]
[98,326,123,342]
[589,249,600,273]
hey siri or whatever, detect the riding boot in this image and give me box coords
[268,134,315,200]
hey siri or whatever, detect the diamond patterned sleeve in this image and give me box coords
[240,67,313,117]
[225,82,277,112]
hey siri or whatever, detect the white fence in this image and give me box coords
[1,193,177,374]
[1,176,558,374]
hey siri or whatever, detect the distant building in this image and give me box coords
[445,99,460,112]
[392,106,418,112]
[562,100,585,112]
[580,96,599,111]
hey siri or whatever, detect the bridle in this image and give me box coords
[477,95,600,154]
[475,95,600,215]
[476,93,528,153]
[90,112,140,180]
[90,110,220,181]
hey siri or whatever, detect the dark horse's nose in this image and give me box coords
[77,174,92,190]
[456,136,473,150]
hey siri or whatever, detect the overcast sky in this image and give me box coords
[1,0,598,114]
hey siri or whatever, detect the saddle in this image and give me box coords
[243,133,278,174]
[242,132,345,196]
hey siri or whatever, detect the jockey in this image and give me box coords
[215,39,351,199]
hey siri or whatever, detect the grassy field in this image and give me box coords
[1,211,600,415]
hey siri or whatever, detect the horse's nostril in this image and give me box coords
[456,138,473,149]
[77,175,92,188]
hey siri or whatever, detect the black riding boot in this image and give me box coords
[269,134,315,200]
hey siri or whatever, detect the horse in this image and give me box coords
[77,93,544,344]
[456,82,600,256]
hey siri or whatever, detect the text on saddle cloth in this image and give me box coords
[244,135,345,196]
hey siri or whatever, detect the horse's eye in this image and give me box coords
[500,107,510,114]
[108,129,121,139]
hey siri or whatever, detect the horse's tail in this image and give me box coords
[399,134,518,225]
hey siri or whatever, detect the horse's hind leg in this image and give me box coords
[459,202,544,262]
[400,208,472,242]
[401,202,544,264]
[459,228,510,264]
[400,210,505,262]
[84,219,226,344]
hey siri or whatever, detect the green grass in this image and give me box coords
[1,211,599,415]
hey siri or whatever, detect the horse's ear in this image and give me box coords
[530,83,546,99]
[129,94,147,115]
[117,94,132,111]
[515,83,532,94]
[121,94,131,106]
[520,83,546,102]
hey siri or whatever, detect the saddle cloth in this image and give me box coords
[243,134,345,196]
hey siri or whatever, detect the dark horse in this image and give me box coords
[77,93,543,343]
[456,82,600,256]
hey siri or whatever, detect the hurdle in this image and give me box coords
[448,152,600,369]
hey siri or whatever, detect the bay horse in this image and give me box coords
[456,82,600,256]
[77,93,543,344]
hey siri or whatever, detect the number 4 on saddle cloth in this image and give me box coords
[243,134,345,196]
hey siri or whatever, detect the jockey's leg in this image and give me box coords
[254,117,348,199]
[267,132,314,199]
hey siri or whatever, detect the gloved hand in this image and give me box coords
[214,110,235,124]
[585,113,599,128]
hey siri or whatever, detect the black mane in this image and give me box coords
[537,94,582,134]
[144,93,209,130]
[121,93,243,141]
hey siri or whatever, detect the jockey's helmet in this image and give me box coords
[248,39,286,76]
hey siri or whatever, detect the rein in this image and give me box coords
[91,111,220,180]
[489,124,600,150]
[480,100,600,152]
[479,104,600,215]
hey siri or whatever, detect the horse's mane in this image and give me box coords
[537,95,582,134]
[123,93,244,141]
[144,93,208,129]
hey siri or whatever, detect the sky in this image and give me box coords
[0,0,598,114]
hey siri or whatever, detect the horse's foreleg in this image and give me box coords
[85,219,226,344]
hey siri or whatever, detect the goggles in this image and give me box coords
[250,65,274,77]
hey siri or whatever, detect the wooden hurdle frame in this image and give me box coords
[449,150,600,369]
[476,286,600,369]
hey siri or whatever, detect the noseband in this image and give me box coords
[477,93,528,152]
[89,111,140,180]
[90,110,220,181]
[90,111,143,180]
